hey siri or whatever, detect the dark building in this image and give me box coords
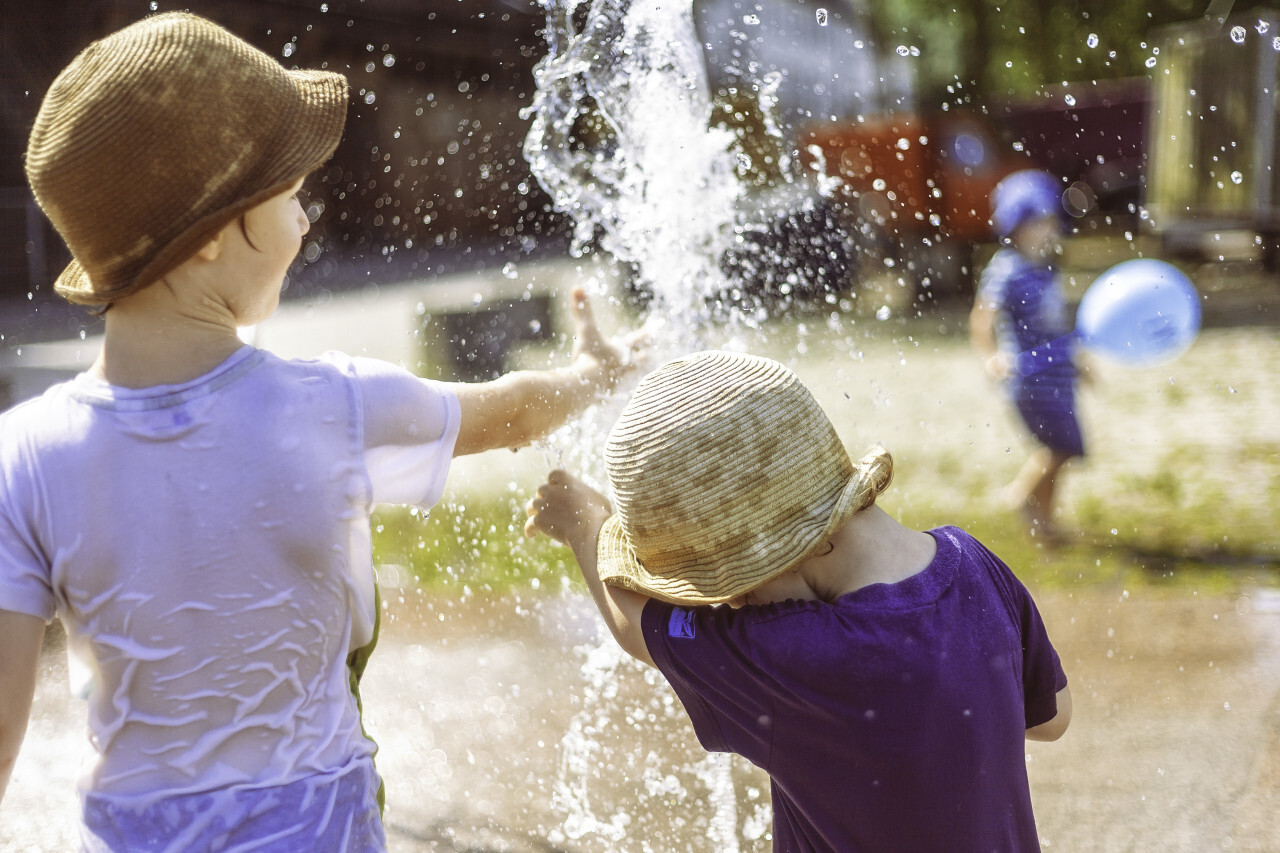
[0,0,563,340]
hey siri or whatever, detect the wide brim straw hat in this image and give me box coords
[597,350,893,605]
[25,12,349,305]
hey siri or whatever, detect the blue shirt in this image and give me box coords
[978,248,1076,382]
[643,526,1066,852]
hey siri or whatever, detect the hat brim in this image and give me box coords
[52,68,348,306]
[598,453,884,605]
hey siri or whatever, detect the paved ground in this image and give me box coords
[5,586,1279,852]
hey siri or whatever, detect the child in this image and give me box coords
[0,13,636,852]
[969,169,1084,542]
[525,350,1070,852]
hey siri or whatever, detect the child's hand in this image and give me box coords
[983,351,1015,381]
[524,470,613,555]
[567,288,646,392]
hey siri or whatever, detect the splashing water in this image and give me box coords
[548,639,748,851]
[522,0,742,334]
[522,1,884,843]
[522,0,865,348]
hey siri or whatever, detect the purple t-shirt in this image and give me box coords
[643,526,1066,852]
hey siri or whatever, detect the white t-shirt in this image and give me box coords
[0,346,459,848]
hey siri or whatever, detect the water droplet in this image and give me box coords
[364,91,377,105]
[502,262,519,279]
[1064,94,1076,107]
[1273,36,1280,51]
[742,13,759,25]
[1231,170,1244,184]
[1086,33,1099,49]
[875,305,891,321]
[319,2,328,11]
[896,45,911,57]
[1258,20,1270,35]
[1145,56,1158,68]
[815,8,828,26]
[282,43,295,58]
[383,53,396,68]
[1231,25,1247,44]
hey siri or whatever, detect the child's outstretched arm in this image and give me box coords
[448,288,640,456]
[524,471,654,667]
[0,610,44,805]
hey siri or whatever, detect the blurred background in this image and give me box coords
[3,0,1279,356]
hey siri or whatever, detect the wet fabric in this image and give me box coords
[0,346,460,850]
[643,526,1067,853]
[978,247,1085,458]
[80,759,384,852]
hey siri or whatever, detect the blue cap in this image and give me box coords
[991,170,1063,239]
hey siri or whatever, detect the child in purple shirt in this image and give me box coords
[525,350,1070,852]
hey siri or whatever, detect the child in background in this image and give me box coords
[969,169,1085,543]
[0,13,636,851]
[525,350,1070,852]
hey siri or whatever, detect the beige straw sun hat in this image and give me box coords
[597,350,893,605]
[25,12,349,305]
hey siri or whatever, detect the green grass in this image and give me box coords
[376,312,1280,599]
[372,489,1280,600]
[372,500,582,594]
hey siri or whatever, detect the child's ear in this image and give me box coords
[193,228,226,262]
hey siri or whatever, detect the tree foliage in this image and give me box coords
[870,0,1274,104]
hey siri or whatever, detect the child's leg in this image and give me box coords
[1004,447,1072,538]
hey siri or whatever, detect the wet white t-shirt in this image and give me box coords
[0,346,459,850]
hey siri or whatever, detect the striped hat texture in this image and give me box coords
[597,350,893,604]
[25,12,349,305]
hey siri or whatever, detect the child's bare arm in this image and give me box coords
[449,289,639,456]
[0,610,44,805]
[968,299,1012,380]
[524,471,654,666]
[1025,685,1072,741]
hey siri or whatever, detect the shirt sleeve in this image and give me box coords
[975,251,1010,312]
[642,598,777,766]
[0,448,56,622]
[983,553,1067,728]
[960,529,1067,728]
[1017,585,1068,728]
[333,354,461,508]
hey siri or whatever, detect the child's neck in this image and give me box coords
[91,291,244,389]
[808,506,937,600]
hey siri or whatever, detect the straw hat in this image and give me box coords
[25,12,349,305]
[597,351,893,604]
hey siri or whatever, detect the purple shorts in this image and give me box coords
[1013,372,1084,458]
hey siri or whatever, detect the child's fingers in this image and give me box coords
[568,287,595,335]
[523,495,550,538]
